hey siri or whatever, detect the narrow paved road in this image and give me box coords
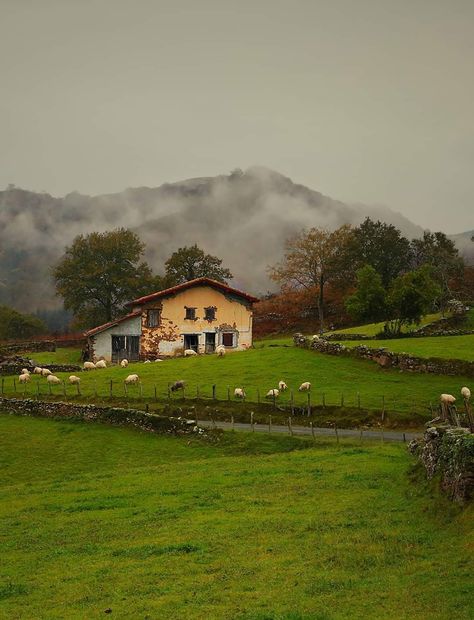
[199,420,421,443]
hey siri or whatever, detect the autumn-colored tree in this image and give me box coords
[268,225,353,330]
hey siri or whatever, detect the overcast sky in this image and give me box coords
[1,0,473,233]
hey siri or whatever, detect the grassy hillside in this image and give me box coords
[337,334,474,362]
[23,347,82,366]
[3,344,471,417]
[332,313,444,337]
[1,414,472,619]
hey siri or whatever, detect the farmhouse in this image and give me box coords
[84,277,258,361]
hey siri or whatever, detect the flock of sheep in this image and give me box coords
[233,381,311,400]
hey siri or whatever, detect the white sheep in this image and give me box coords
[440,393,456,405]
[68,375,81,385]
[41,368,52,377]
[95,360,107,369]
[266,388,280,398]
[144,359,151,364]
[120,359,129,368]
[278,380,288,391]
[33,367,43,374]
[461,386,471,401]
[124,374,140,385]
[184,349,198,357]
[21,368,30,375]
[298,382,311,392]
[18,373,30,384]
[83,361,96,370]
[216,345,226,357]
[154,358,163,362]
[234,387,246,399]
[312,335,320,341]
[46,375,61,385]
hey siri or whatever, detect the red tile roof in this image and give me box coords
[84,311,142,337]
[127,277,259,306]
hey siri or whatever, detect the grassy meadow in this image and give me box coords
[331,313,444,337]
[4,343,473,420]
[1,414,472,619]
[336,334,474,362]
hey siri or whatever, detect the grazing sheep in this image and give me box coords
[312,335,320,341]
[120,359,129,368]
[124,374,140,385]
[95,359,107,369]
[234,387,246,399]
[461,386,471,400]
[170,380,185,392]
[41,368,52,377]
[265,388,280,398]
[278,380,288,391]
[154,358,163,362]
[68,375,81,385]
[216,345,226,357]
[83,361,96,370]
[19,373,30,384]
[184,349,198,357]
[298,382,311,392]
[440,393,456,405]
[21,368,30,375]
[33,367,43,374]
[144,359,151,364]
[46,375,61,385]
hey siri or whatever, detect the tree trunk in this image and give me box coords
[317,274,325,332]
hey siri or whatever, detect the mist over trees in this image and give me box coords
[0,306,47,340]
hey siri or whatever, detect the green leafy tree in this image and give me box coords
[348,218,411,287]
[53,229,162,329]
[410,231,463,308]
[268,225,354,330]
[384,265,441,336]
[345,265,387,324]
[0,306,47,340]
[164,244,233,285]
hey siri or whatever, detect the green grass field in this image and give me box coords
[332,313,444,337]
[3,344,472,418]
[20,347,82,366]
[336,334,474,362]
[0,414,472,619]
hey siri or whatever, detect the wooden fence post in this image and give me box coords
[310,421,315,440]
[76,383,81,396]
[268,415,272,433]
[13,377,17,393]
[307,392,311,417]
[154,384,157,401]
[272,391,276,410]
[62,381,66,399]
[231,414,235,431]
[334,424,339,445]
[227,386,230,401]
[290,390,294,417]
[250,411,254,432]
[322,393,326,409]
[288,417,293,436]
[212,384,216,400]
[340,392,344,407]
[124,382,128,398]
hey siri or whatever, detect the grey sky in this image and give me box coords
[1,0,473,233]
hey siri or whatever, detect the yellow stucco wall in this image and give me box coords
[136,285,253,357]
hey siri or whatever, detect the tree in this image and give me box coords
[268,225,353,330]
[345,265,387,324]
[348,218,411,287]
[410,231,463,308]
[0,306,47,340]
[384,265,440,336]
[53,229,161,329]
[164,244,233,286]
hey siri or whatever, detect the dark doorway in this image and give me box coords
[112,335,140,362]
[205,332,216,353]
[184,334,199,352]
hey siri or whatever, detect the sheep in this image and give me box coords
[234,387,246,399]
[184,349,198,357]
[124,374,140,385]
[46,375,61,385]
[278,380,288,391]
[461,386,471,401]
[298,382,311,392]
[265,388,280,399]
[21,368,30,375]
[440,393,456,405]
[154,358,163,362]
[41,368,52,377]
[216,345,226,357]
[170,380,185,392]
[68,375,81,385]
[83,361,96,370]
[33,367,43,374]
[144,359,151,364]
[120,359,129,368]
[94,359,106,369]
[18,373,30,384]
[312,335,320,341]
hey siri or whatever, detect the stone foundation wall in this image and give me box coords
[294,334,474,378]
[409,426,474,503]
[0,397,206,437]
[0,340,56,355]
